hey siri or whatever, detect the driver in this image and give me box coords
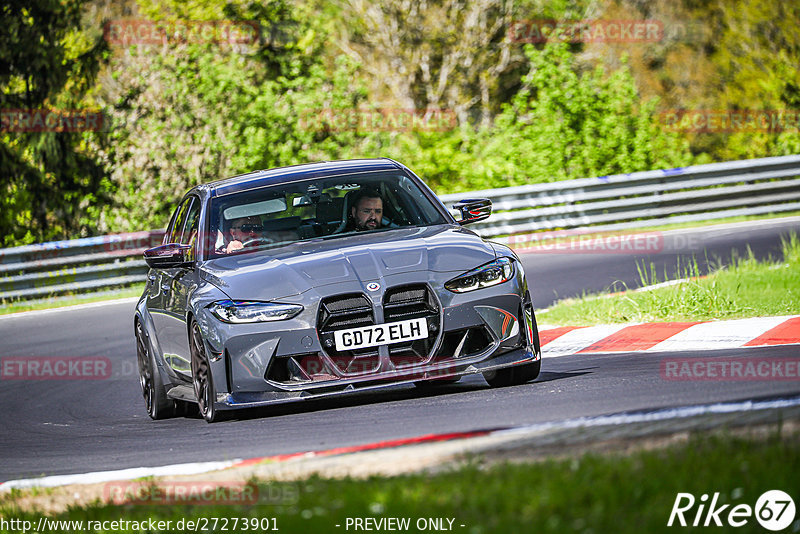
[221,215,263,254]
[346,188,384,232]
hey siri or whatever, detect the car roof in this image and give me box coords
[203,158,407,198]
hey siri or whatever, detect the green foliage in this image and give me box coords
[709,1,800,161]
[595,0,800,163]
[0,0,111,246]
[487,40,692,184]
[94,0,369,232]
[0,285,145,315]
[363,39,694,194]
[3,0,798,243]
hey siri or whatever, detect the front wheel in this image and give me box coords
[136,320,176,420]
[483,359,541,388]
[190,321,221,423]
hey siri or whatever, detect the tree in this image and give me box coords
[335,0,530,127]
[486,39,692,183]
[92,0,369,231]
[0,0,110,246]
[581,0,800,162]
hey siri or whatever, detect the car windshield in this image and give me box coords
[207,171,448,258]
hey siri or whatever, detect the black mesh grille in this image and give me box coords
[383,284,439,368]
[326,296,371,313]
[318,294,373,332]
[325,312,373,330]
[386,287,426,304]
[317,293,377,374]
[384,285,436,321]
[316,285,441,374]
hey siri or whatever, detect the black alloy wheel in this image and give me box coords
[136,320,176,419]
[190,321,220,423]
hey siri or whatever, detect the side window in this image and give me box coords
[180,199,202,261]
[180,200,201,245]
[163,205,180,244]
[168,198,193,244]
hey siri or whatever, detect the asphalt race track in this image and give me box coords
[1,219,799,482]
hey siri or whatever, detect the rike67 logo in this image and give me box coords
[668,490,796,531]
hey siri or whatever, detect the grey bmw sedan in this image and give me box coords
[135,158,541,422]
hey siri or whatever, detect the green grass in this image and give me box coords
[541,234,800,326]
[1,428,798,533]
[0,285,145,315]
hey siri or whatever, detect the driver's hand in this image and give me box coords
[226,240,244,254]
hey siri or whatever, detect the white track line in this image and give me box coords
[0,459,239,491]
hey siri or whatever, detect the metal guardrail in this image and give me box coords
[439,154,800,243]
[2,155,799,302]
[0,231,164,302]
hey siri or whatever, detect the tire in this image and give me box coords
[483,359,541,388]
[484,298,542,387]
[190,321,221,423]
[136,320,176,420]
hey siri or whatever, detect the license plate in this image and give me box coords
[334,317,428,351]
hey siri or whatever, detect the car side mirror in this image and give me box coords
[144,243,193,269]
[452,198,492,225]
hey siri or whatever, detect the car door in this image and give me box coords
[152,197,198,376]
[146,199,186,366]
[164,197,203,378]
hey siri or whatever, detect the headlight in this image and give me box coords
[445,257,514,293]
[208,300,303,323]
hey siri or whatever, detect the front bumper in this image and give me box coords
[214,344,539,410]
[198,262,538,411]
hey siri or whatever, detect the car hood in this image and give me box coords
[200,225,496,300]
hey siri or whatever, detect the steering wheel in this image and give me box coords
[241,237,273,248]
